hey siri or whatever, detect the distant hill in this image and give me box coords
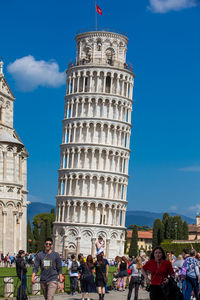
[27,202,196,227]
[125,210,195,227]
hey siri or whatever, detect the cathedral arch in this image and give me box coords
[96,230,107,239]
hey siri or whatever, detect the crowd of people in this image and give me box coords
[3,236,200,300]
[0,252,34,267]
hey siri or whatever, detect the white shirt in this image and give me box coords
[129,264,142,277]
[96,241,104,255]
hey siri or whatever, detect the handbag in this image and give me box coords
[100,266,108,283]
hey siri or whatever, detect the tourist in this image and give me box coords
[16,250,27,290]
[181,248,200,300]
[171,251,176,264]
[142,246,174,300]
[32,238,63,300]
[79,255,96,300]
[117,256,129,291]
[4,254,7,268]
[127,256,143,300]
[77,253,84,293]
[100,252,109,293]
[96,236,105,255]
[94,254,107,300]
[67,254,80,296]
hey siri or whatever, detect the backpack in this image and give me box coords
[71,261,78,273]
[17,285,27,300]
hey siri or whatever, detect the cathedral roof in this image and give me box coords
[0,129,23,145]
[0,74,15,100]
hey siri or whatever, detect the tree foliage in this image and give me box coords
[129,225,138,257]
[27,219,34,252]
[183,221,189,240]
[153,213,189,247]
[28,209,56,252]
[153,219,164,247]
[161,241,198,257]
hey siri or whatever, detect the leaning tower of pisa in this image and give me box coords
[53,29,134,259]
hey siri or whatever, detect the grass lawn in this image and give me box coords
[0,266,117,297]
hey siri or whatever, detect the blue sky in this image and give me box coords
[1,0,200,217]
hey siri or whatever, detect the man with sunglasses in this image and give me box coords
[32,238,63,300]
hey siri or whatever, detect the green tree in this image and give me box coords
[30,209,56,252]
[38,222,46,251]
[174,216,183,240]
[51,208,55,215]
[33,224,40,252]
[27,219,33,252]
[153,219,164,247]
[46,219,52,238]
[162,213,172,239]
[129,225,138,257]
[124,231,128,254]
[183,221,189,240]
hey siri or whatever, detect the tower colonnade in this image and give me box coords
[66,68,134,100]
[62,120,131,149]
[53,30,134,259]
[55,199,126,228]
[60,146,130,175]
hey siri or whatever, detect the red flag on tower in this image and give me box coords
[96,4,103,15]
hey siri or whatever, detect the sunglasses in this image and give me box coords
[45,243,52,246]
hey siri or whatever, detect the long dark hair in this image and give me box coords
[17,250,25,258]
[87,255,94,269]
[150,246,166,260]
[97,254,105,265]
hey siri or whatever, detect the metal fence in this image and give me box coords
[76,28,128,37]
[0,270,116,298]
[67,59,133,72]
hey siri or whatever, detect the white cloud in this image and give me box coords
[189,204,200,211]
[179,165,200,172]
[148,0,197,13]
[7,55,65,92]
[169,205,177,211]
[28,194,42,203]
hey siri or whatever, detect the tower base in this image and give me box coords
[53,223,125,260]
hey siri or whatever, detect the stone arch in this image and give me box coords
[96,230,107,239]
[110,231,118,240]
[81,229,93,239]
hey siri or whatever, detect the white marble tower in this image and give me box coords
[0,60,28,255]
[53,30,134,259]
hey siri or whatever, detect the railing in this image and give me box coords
[76,28,128,37]
[0,269,117,297]
[67,59,133,72]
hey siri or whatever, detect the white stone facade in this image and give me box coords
[53,30,134,259]
[0,61,28,255]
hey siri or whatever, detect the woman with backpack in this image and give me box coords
[79,255,96,300]
[67,254,80,296]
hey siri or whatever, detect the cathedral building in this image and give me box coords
[53,30,134,259]
[0,60,28,255]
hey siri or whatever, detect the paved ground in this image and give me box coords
[66,289,149,300]
[27,289,149,300]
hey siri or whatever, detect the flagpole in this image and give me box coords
[95,0,97,31]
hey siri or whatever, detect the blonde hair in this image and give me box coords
[135,256,143,269]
